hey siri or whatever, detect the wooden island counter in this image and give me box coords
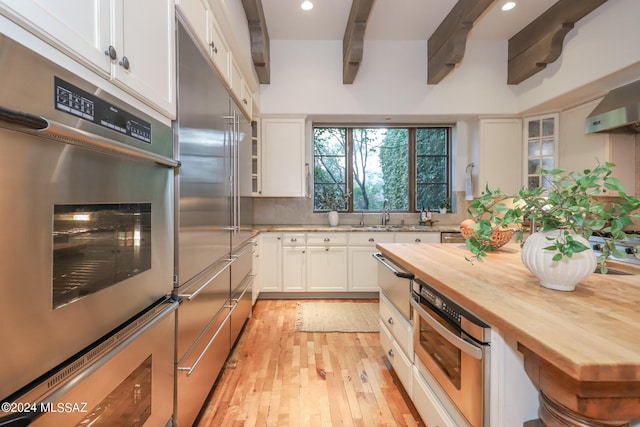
[376,242,640,427]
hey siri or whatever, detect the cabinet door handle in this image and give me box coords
[119,56,130,70]
[388,349,394,357]
[104,45,117,60]
[291,238,297,242]
[387,317,394,325]
[324,238,330,242]
[415,238,421,243]
[368,238,375,242]
[209,42,218,54]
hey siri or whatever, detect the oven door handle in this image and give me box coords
[411,299,483,360]
[373,252,414,279]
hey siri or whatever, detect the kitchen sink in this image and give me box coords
[349,225,395,230]
[347,224,432,231]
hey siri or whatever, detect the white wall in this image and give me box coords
[512,0,640,113]
[260,39,517,117]
[259,0,640,119]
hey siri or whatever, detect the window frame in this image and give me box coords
[312,124,452,213]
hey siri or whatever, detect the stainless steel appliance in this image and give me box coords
[441,231,466,244]
[411,278,491,427]
[174,17,254,427]
[0,297,178,427]
[373,252,414,322]
[0,32,175,401]
[589,231,640,269]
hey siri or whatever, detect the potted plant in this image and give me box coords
[439,197,451,214]
[463,162,640,290]
[317,186,351,226]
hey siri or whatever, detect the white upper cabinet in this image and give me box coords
[0,0,176,118]
[260,116,307,197]
[476,118,523,196]
[0,0,111,76]
[112,0,175,117]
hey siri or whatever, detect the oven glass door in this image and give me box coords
[416,300,462,389]
[412,296,486,427]
[0,127,174,400]
[53,203,152,309]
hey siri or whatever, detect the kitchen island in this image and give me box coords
[376,242,640,427]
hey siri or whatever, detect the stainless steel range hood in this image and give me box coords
[585,80,640,134]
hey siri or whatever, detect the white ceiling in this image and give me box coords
[261,0,560,42]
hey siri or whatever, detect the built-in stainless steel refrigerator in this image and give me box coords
[173,18,254,427]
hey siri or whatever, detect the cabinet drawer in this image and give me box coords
[394,232,440,244]
[380,320,413,395]
[379,295,413,359]
[307,232,347,245]
[348,232,395,245]
[282,233,306,246]
[412,365,457,427]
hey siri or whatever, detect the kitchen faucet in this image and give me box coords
[382,199,391,225]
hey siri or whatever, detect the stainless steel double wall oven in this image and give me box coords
[0,31,177,426]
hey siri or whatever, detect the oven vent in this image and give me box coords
[47,358,86,390]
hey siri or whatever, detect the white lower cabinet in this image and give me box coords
[395,232,440,244]
[306,233,348,291]
[251,238,260,304]
[379,293,413,394]
[258,233,282,292]
[348,232,394,291]
[258,230,441,294]
[282,233,306,291]
[412,364,458,427]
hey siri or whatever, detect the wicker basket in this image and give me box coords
[460,227,514,248]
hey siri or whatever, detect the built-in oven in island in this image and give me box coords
[411,278,491,427]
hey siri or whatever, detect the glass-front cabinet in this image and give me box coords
[524,114,558,189]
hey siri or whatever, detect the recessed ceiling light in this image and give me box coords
[501,1,516,11]
[301,1,313,11]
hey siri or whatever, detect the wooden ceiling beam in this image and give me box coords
[242,0,271,84]
[507,0,608,85]
[343,0,375,84]
[427,0,494,85]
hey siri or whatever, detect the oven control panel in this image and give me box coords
[419,284,462,325]
[54,77,151,143]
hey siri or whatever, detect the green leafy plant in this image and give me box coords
[464,162,640,272]
[439,197,451,210]
[317,186,351,211]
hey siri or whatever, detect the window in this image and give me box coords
[313,126,451,212]
[525,114,558,189]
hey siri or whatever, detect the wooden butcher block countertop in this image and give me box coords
[376,242,640,383]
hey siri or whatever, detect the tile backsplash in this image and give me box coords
[252,192,470,227]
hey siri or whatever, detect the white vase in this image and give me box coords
[521,229,596,292]
[439,208,447,214]
[328,210,339,227]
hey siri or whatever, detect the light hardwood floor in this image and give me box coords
[196,299,424,427]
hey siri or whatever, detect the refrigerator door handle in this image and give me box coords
[178,258,235,300]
